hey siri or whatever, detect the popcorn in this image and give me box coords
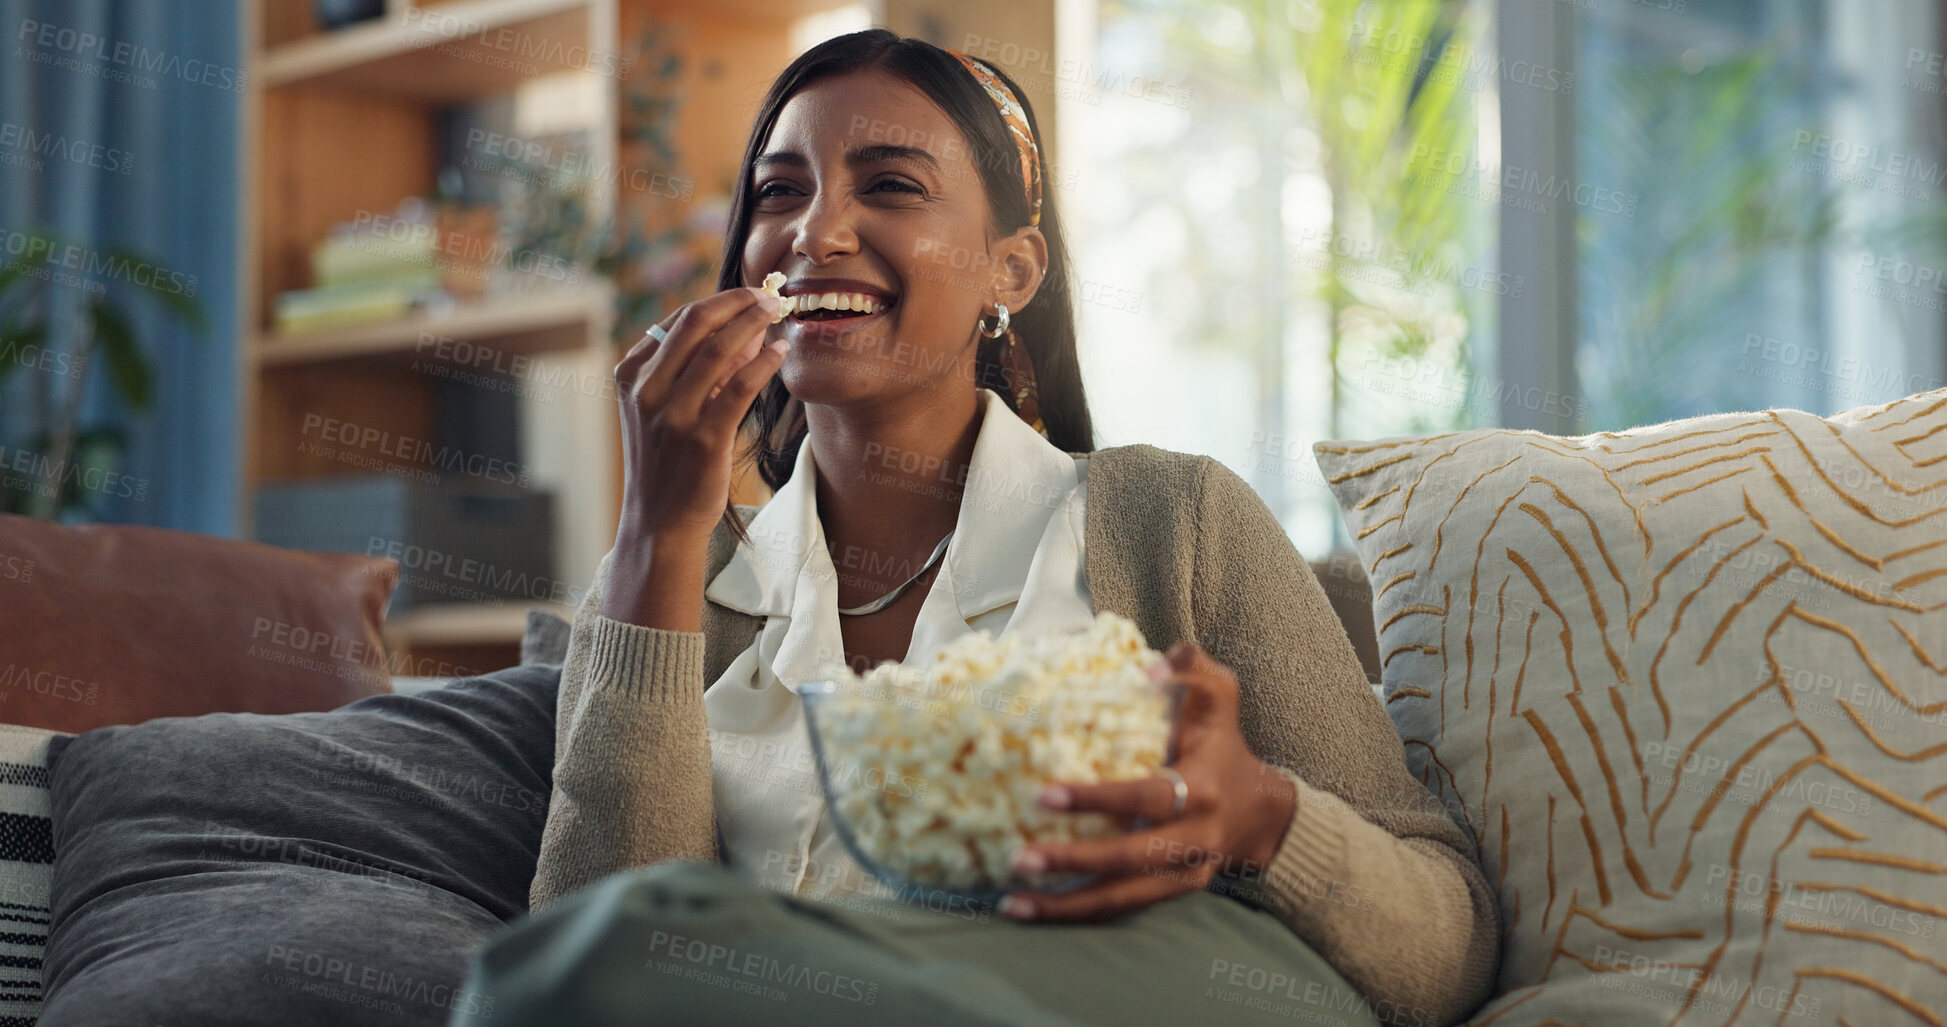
[760,271,797,323]
[805,611,1175,892]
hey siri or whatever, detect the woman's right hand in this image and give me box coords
[601,286,785,629]
[613,285,785,543]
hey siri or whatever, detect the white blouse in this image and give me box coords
[701,389,1096,901]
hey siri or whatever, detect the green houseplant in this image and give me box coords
[0,229,204,521]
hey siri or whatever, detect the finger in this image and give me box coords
[1005,868,1192,923]
[640,287,776,397]
[1018,823,1215,880]
[1159,641,1239,721]
[619,296,704,383]
[1042,771,1195,825]
[611,326,665,397]
[700,337,788,434]
[1164,640,1221,675]
[1163,641,1235,691]
[666,300,780,417]
[614,309,682,380]
[705,321,769,401]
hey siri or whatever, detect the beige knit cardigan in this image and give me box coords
[532,444,1498,1026]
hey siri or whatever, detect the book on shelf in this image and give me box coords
[273,278,441,336]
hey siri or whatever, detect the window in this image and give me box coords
[1572,0,1946,429]
[1061,0,1946,554]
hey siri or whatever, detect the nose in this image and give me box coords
[791,186,859,264]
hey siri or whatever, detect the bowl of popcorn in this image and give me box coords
[798,611,1183,906]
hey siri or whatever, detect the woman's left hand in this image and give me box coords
[999,640,1299,922]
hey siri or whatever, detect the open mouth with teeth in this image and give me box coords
[789,292,896,322]
[761,273,896,329]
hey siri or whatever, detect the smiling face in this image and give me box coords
[741,67,1045,410]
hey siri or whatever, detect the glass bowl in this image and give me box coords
[798,672,1185,910]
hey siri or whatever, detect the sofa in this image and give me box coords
[7,385,1944,1025]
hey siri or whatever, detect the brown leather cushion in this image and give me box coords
[0,514,398,733]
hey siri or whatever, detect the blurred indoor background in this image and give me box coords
[3,0,1942,670]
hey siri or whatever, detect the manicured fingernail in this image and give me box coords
[751,287,781,314]
[1013,849,1047,875]
[1039,785,1071,810]
[1000,896,1036,920]
[1144,660,1170,683]
[770,339,790,355]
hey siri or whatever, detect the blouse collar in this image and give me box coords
[704,388,1081,625]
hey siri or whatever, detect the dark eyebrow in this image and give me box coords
[752,144,942,175]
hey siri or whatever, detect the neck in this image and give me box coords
[807,388,983,582]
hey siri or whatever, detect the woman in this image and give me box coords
[467,29,1496,1027]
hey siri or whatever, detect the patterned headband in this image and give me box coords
[946,51,1043,228]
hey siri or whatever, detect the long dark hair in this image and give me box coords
[720,29,1093,532]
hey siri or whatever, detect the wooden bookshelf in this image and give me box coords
[254,283,612,365]
[240,0,621,674]
[261,0,601,99]
[385,599,574,647]
[384,601,576,679]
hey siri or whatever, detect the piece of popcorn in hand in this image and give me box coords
[760,271,797,323]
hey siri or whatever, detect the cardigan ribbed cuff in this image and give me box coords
[1252,765,1356,923]
[581,612,707,704]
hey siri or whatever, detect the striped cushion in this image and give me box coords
[1315,388,1946,1025]
[0,726,66,1027]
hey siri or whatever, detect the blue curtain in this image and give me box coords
[0,0,241,535]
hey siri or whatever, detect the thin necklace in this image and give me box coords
[836,530,955,616]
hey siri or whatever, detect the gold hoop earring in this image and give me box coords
[978,303,1010,338]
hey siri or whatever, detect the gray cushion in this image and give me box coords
[521,608,571,667]
[41,663,558,1026]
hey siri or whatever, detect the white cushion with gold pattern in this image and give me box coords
[1314,388,1946,1026]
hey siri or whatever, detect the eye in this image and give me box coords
[869,177,923,195]
[754,180,800,199]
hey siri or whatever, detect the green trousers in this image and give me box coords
[453,861,1384,1027]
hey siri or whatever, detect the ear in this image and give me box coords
[988,225,1048,316]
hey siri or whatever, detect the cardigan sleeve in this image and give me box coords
[528,547,719,911]
[1189,459,1499,1027]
